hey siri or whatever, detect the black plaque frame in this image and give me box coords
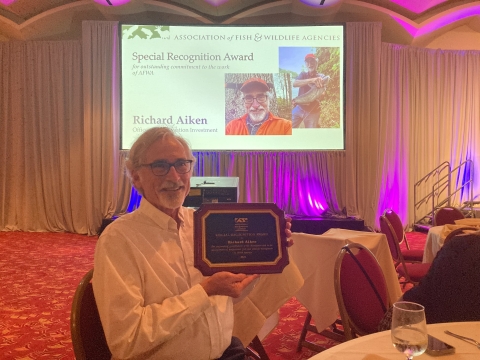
[194,203,289,275]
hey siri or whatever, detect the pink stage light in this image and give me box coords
[307,192,325,213]
[0,0,18,5]
[93,0,131,6]
[392,4,480,38]
[390,0,446,14]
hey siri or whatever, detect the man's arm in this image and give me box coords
[293,76,326,88]
[93,230,215,359]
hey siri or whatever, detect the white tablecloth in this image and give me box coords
[232,256,304,345]
[423,226,444,263]
[309,321,480,359]
[289,229,403,333]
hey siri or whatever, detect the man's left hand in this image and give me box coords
[285,217,293,247]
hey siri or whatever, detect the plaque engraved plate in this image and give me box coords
[194,203,289,275]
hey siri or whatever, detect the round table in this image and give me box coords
[308,321,480,359]
[422,225,443,263]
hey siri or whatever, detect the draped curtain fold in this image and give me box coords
[82,21,131,235]
[1,21,479,235]
[191,151,345,216]
[344,22,383,227]
[0,40,86,233]
[378,44,480,227]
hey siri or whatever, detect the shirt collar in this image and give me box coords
[138,197,185,231]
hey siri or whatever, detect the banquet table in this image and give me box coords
[423,225,444,263]
[423,220,480,263]
[289,229,403,333]
[308,321,480,359]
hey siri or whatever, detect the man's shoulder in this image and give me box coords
[270,113,291,123]
[225,115,248,134]
[99,210,149,236]
[297,71,309,79]
[265,113,292,134]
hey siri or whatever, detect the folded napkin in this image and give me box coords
[441,224,480,242]
[454,218,480,226]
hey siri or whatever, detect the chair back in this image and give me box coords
[70,269,111,360]
[444,226,479,244]
[379,215,402,264]
[334,243,389,340]
[383,209,407,247]
[434,207,465,226]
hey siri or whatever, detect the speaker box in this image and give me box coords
[183,177,239,208]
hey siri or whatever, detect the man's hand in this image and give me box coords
[201,272,259,298]
[313,77,324,88]
[285,217,294,247]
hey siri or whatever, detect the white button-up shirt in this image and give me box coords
[93,199,233,359]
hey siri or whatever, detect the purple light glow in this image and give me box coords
[0,0,17,5]
[416,5,480,37]
[307,192,325,213]
[391,16,418,37]
[203,0,230,5]
[392,5,480,38]
[390,0,446,14]
[93,0,131,6]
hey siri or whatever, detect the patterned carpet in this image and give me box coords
[0,231,426,360]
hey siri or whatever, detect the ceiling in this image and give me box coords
[1,0,479,45]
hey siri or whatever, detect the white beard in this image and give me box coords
[157,181,185,209]
[248,107,267,124]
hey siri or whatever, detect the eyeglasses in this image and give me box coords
[140,159,193,176]
[243,94,268,104]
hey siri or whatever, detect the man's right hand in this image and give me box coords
[200,272,259,298]
[312,77,324,88]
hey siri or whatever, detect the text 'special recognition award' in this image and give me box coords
[193,203,289,275]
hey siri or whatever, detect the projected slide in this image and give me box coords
[121,24,345,150]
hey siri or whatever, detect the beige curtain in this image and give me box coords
[82,21,131,235]
[378,44,480,227]
[0,40,86,233]
[344,22,383,227]
[192,151,345,216]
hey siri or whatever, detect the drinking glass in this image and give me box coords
[391,301,428,360]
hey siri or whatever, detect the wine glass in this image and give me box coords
[391,301,428,360]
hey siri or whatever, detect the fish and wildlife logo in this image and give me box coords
[122,25,170,40]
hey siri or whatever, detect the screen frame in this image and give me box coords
[119,23,347,152]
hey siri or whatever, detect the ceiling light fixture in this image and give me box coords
[93,0,131,6]
[300,0,342,8]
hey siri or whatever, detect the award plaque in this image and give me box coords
[194,203,289,275]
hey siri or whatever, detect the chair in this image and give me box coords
[334,243,390,340]
[443,226,479,245]
[383,209,423,263]
[296,313,344,353]
[70,269,112,360]
[434,206,465,226]
[380,216,431,286]
[71,270,268,360]
[246,336,270,360]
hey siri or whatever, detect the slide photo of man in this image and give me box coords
[225,74,292,135]
[279,47,341,129]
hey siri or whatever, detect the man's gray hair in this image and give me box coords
[125,127,195,184]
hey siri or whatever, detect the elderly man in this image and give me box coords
[92,127,293,360]
[226,78,292,135]
[292,53,330,128]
